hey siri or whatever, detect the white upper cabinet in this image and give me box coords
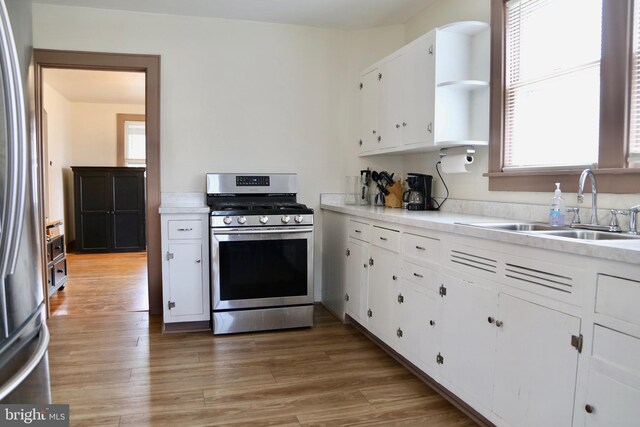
[377,53,405,149]
[402,31,436,146]
[358,21,490,156]
[359,68,380,153]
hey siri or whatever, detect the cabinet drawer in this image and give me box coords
[592,325,640,379]
[53,258,67,286]
[50,235,64,261]
[168,220,202,240]
[371,226,400,252]
[348,220,370,242]
[596,274,640,326]
[401,260,439,294]
[403,232,440,266]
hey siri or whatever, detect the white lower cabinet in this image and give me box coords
[583,370,640,427]
[161,214,210,325]
[439,274,497,410]
[367,243,400,344]
[492,294,581,427]
[394,280,439,371]
[166,241,205,317]
[345,236,369,322]
[321,210,640,426]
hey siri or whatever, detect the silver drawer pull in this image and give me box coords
[413,273,423,278]
[177,228,193,231]
[195,259,201,263]
[416,245,426,251]
[355,229,362,233]
[379,237,388,241]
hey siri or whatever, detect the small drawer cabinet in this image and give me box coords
[160,213,210,328]
[47,234,67,296]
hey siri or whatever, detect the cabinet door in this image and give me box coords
[583,370,640,427]
[167,242,205,318]
[111,170,146,251]
[395,281,439,372]
[359,68,380,152]
[321,211,347,318]
[403,31,435,146]
[492,294,580,427]
[378,54,404,149]
[75,170,111,251]
[439,274,497,410]
[345,238,368,322]
[367,245,400,344]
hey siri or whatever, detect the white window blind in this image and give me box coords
[629,0,640,167]
[504,0,602,170]
[124,121,146,167]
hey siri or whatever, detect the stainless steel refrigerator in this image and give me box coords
[0,0,51,404]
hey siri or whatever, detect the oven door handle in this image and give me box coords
[213,227,313,235]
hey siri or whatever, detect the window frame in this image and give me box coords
[117,113,146,167]
[487,0,640,193]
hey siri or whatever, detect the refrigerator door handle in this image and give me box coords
[0,0,28,279]
[0,322,49,401]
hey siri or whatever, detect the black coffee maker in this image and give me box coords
[405,173,434,211]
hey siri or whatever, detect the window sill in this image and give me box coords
[484,168,640,193]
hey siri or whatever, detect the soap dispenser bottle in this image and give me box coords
[549,182,565,227]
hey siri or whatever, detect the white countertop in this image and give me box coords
[320,199,640,265]
[158,192,210,214]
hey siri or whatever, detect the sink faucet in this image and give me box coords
[577,169,598,225]
[630,205,640,235]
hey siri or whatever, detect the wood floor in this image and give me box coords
[49,252,149,316]
[46,253,477,427]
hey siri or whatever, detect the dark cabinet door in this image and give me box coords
[73,167,146,253]
[111,170,146,251]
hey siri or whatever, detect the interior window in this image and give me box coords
[124,120,146,167]
[503,0,602,170]
[628,0,640,168]
[489,0,640,192]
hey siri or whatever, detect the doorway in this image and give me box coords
[33,50,162,316]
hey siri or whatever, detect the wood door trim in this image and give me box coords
[34,49,163,316]
[117,114,146,167]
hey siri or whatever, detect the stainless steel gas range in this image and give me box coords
[206,173,314,335]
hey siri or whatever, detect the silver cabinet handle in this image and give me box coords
[379,237,387,241]
[195,259,201,263]
[416,246,426,251]
[355,229,362,233]
[495,320,504,327]
[427,122,433,133]
[177,228,193,231]
[413,272,423,278]
[0,2,28,279]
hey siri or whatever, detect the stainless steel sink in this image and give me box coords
[458,222,640,240]
[530,230,640,240]
[459,222,562,232]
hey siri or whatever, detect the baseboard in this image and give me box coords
[163,320,211,333]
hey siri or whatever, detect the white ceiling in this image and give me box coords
[32,0,436,30]
[43,69,145,105]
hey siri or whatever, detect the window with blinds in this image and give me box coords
[629,0,640,167]
[503,0,602,170]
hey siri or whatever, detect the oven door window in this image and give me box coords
[219,239,307,300]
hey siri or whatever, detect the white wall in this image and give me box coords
[43,82,72,235]
[70,102,145,166]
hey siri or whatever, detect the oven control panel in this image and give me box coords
[236,175,270,186]
[210,214,313,228]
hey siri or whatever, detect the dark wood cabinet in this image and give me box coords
[72,166,146,253]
